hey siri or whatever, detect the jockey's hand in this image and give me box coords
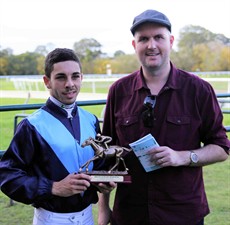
[52,173,91,197]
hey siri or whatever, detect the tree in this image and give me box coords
[1,26,229,75]
[110,54,139,74]
[0,47,13,57]
[5,52,42,75]
[218,46,230,71]
[0,57,8,75]
[93,58,113,74]
[174,25,230,71]
[35,43,56,56]
[0,47,13,75]
[36,55,46,74]
[35,45,49,56]
[73,38,103,62]
[178,25,216,50]
[114,50,125,57]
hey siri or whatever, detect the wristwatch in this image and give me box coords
[190,151,199,165]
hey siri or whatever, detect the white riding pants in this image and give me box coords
[33,204,94,225]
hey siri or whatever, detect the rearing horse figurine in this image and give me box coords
[79,135,131,173]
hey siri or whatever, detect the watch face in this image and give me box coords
[191,152,198,163]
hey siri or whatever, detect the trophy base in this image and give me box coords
[80,171,132,183]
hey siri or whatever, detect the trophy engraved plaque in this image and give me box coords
[79,134,132,183]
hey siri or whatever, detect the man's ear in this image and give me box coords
[132,39,136,50]
[43,75,51,89]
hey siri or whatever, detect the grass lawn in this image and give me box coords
[203,158,230,225]
[0,159,229,225]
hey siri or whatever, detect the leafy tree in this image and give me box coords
[218,46,230,70]
[0,48,11,75]
[110,54,139,74]
[214,33,230,45]
[174,25,230,71]
[35,45,49,56]
[0,47,13,57]
[1,26,230,75]
[35,43,56,56]
[178,25,216,50]
[0,57,8,75]
[93,58,112,74]
[4,52,42,75]
[73,38,103,62]
[192,43,212,71]
[18,53,41,74]
[114,50,126,57]
[36,55,45,74]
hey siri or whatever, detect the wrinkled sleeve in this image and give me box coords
[0,119,53,204]
[198,81,230,153]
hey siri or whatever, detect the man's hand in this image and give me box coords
[52,173,92,197]
[148,146,190,167]
[149,144,228,167]
[94,182,117,194]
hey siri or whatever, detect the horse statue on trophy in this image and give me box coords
[79,134,131,173]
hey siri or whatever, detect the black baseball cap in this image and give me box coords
[130,9,171,35]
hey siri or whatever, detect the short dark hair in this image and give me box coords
[45,48,82,78]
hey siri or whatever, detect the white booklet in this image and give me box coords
[129,134,161,172]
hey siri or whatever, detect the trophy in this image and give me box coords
[79,134,132,183]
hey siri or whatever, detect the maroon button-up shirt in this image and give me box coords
[102,63,230,225]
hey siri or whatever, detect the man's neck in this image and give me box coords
[143,64,171,95]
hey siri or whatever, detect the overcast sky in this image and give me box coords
[1,0,230,55]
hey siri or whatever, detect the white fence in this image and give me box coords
[4,74,230,94]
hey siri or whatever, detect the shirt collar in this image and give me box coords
[45,98,78,118]
[135,62,182,92]
[165,62,182,90]
[134,68,148,92]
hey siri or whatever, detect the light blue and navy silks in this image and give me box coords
[0,100,101,212]
[27,107,96,173]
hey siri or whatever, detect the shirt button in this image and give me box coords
[177,119,181,123]
[164,86,169,90]
[126,120,129,124]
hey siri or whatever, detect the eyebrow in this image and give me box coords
[55,71,81,76]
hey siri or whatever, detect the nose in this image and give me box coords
[147,38,156,49]
[65,77,74,88]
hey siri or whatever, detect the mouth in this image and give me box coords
[64,90,77,98]
[146,52,160,56]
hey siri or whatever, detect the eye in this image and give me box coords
[55,75,66,80]
[155,35,164,40]
[139,37,149,42]
[72,73,81,80]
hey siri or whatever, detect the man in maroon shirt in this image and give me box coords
[98,9,230,225]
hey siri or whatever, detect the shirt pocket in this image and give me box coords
[165,115,191,149]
